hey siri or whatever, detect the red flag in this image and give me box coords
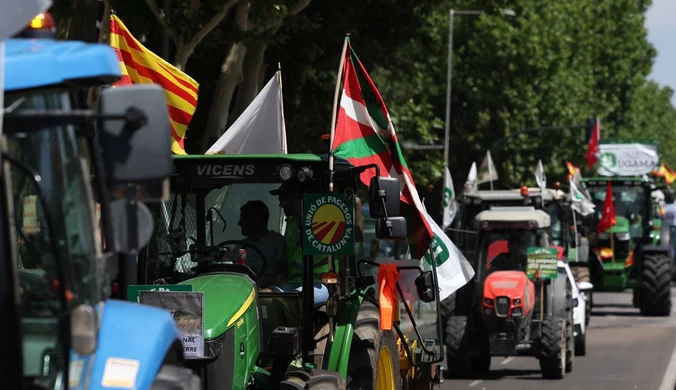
[586,118,600,169]
[597,181,616,232]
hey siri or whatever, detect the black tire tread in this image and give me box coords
[640,253,672,316]
[346,301,402,389]
[444,316,471,378]
[280,369,346,390]
[538,318,565,379]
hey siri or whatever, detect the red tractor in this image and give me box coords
[445,207,574,379]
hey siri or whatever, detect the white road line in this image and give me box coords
[500,356,515,365]
[658,343,676,390]
[468,379,483,387]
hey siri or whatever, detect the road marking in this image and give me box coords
[500,356,515,365]
[658,341,676,390]
[468,380,483,387]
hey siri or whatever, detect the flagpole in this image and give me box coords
[277,62,287,154]
[328,34,350,192]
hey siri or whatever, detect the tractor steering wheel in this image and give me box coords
[216,239,269,278]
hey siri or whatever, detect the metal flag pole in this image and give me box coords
[328,34,350,192]
[277,62,287,154]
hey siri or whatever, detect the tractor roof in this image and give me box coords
[475,207,551,228]
[462,188,565,202]
[4,38,120,92]
[171,153,353,189]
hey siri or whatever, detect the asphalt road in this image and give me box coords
[442,287,676,390]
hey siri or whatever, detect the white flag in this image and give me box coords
[570,180,595,216]
[206,71,287,155]
[478,151,498,185]
[535,159,546,193]
[464,162,478,193]
[0,0,51,41]
[442,167,457,229]
[422,210,475,301]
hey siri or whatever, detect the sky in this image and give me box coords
[645,0,676,107]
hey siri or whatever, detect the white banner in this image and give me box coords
[442,167,457,229]
[596,143,659,176]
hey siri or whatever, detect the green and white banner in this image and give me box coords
[597,143,659,177]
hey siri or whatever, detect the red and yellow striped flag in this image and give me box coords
[566,161,579,177]
[657,164,676,184]
[109,15,199,155]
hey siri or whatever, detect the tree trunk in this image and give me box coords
[227,41,269,127]
[66,0,101,42]
[200,42,248,151]
[174,41,193,71]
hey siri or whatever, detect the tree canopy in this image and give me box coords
[51,0,676,218]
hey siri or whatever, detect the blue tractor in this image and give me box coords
[0,11,201,390]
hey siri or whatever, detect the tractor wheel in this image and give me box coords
[640,253,672,316]
[151,364,202,390]
[280,370,346,390]
[346,302,402,390]
[565,321,574,373]
[575,329,586,356]
[444,316,471,378]
[538,318,566,379]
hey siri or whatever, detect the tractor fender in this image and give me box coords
[87,300,181,390]
[327,292,365,376]
[637,244,672,258]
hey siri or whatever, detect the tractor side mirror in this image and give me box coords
[415,271,436,303]
[375,217,407,240]
[578,281,593,292]
[98,84,173,200]
[369,176,401,218]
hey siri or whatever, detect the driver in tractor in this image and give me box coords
[490,235,527,271]
[234,200,286,287]
[265,181,330,306]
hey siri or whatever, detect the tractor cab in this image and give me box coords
[138,154,445,389]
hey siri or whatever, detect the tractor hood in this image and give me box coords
[601,216,630,233]
[179,274,256,339]
[484,271,532,301]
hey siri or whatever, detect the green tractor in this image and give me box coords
[579,139,672,316]
[135,154,445,389]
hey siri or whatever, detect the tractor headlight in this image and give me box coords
[615,232,630,241]
[296,167,313,183]
[278,164,294,181]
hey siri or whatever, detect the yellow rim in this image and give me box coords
[376,344,396,390]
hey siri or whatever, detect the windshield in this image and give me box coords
[143,183,286,283]
[476,230,542,280]
[4,91,102,383]
[588,184,646,227]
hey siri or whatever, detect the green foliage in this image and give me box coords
[52,0,676,215]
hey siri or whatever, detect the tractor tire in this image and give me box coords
[280,370,346,390]
[640,253,672,316]
[565,321,574,373]
[346,302,402,390]
[151,364,202,390]
[538,318,566,379]
[444,316,471,378]
[575,330,586,356]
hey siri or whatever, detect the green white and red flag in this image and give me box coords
[331,39,474,299]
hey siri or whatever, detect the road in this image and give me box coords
[442,287,676,390]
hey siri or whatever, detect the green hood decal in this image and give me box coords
[180,274,255,339]
[606,216,630,233]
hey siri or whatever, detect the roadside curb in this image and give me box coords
[659,343,676,390]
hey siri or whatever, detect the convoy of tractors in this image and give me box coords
[3,5,676,390]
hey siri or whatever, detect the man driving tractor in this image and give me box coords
[491,235,528,271]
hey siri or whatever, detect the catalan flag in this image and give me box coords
[566,161,579,178]
[109,15,199,155]
[657,164,676,185]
